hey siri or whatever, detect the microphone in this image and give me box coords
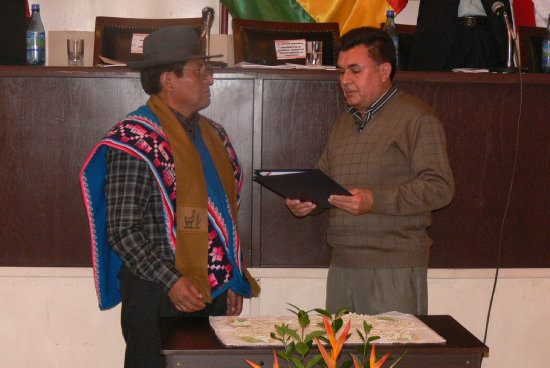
[491,1,517,72]
[201,7,215,57]
[491,1,506,17]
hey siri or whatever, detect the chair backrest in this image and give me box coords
[93,16,203,66]
[379,23,416,71]
[232,19,340,66]
[518,25,546,73]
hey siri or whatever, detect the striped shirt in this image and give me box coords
[347,85,398,132]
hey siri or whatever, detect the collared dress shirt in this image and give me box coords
[347,85,398,132]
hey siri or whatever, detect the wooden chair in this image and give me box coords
[232,19,340,66]
[379,23,416,71]
[93,16,203,66]
[517,25,546,73]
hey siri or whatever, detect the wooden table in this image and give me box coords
[161,315,488,368]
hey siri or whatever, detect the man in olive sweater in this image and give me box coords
[286,27,454,315]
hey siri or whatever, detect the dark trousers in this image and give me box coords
[118,265,227,368]
[444,23,503,70]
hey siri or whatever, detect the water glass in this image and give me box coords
[67,38,84,66]
[306,41,323,66]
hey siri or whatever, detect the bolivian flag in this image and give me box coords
[222,0,408,35]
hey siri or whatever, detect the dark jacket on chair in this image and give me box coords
[408,0,512,71]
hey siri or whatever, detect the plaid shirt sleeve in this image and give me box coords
[105,147,181,292]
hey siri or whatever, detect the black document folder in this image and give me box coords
[253,169,351,208]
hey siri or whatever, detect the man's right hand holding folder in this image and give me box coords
[286,188,374,217]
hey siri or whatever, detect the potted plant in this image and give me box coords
[246,304,405,368]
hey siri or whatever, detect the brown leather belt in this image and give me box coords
[457,15,489,28]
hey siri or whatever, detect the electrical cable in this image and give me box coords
[482,32,523,347]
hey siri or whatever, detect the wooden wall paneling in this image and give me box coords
[500,83,550,267]
[257,78,347,267]
[1,68,549,269]
[0,74,147,266]
[250,78,264,267]
[397,80,518,267]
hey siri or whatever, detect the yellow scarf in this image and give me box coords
[147,95,259,303]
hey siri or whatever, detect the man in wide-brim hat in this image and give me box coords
[80,25,260,368]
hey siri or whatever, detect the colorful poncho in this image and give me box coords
[80,104,257,310]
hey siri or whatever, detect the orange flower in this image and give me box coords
[246,350,280,368]
[315,316,351,368]
[370,344,390,368]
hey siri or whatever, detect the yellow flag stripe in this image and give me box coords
[297,0,392,34]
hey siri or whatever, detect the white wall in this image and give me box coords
[35,0,222,33]
[1,267,549,368]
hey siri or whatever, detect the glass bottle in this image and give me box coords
[542,14,550,73]
[383,10,399,69]
[26,4,46,66]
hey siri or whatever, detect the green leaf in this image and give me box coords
[289,355,305,368]
[295,341,310,357]
[287,303,303,316]
[275,324,287,336]
[335,307,351,318]
[306,354,324,368]
[304,330,326,343]
[367,335,380,343]
[362,321,373,334]
[388,350,407,368]
[356,329,365,342]
[287,341,296,352]
[276,350,292,362]
[317,359,328,368]
[286,328,301,341]
[270,332,284,343]
[317,336,329,344]
[341,360,354,368]
[332,318,343,333]
[298,310,311,329]
[314,308,332,317]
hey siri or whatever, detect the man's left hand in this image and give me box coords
[328,188,373,215]
[226,289,243,316]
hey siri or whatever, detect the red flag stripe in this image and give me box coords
[513,0,536,26]
[387,0,408,14]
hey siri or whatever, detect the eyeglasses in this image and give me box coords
[182,63,213,79]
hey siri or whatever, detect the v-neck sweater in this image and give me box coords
[318,91,454,269]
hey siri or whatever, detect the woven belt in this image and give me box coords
[457,16,489,28]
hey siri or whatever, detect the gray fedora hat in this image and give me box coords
[127,25,222,70]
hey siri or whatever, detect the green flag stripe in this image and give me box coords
[222,0,315,23]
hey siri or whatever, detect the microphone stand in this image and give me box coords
[490,6,518,73]
[201,7,227,68]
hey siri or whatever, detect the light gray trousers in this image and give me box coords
[326,265,428,315]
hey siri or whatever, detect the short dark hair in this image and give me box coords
[140,62,187,95]
[337,27,397,80]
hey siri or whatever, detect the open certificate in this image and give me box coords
[253,169,351,209]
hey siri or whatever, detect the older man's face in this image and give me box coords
[337,44,391,111]
[164,58,214,116]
